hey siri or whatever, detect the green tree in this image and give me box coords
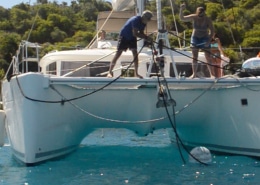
[0,32,21,72]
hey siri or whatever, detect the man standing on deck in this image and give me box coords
[107,10,153,78]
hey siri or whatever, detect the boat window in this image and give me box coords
[61,61,110,77]
[242,59,260,69]
[253,60,260,68]
[19,62,39,72]
[61,61,88,76]
[89,62,110,77]
[46,62,57,75]
[18,45,40,73]
[146,63,161,77]
[121,61,134,77]
[106,32,119,40]
[170,63,207,77]
[242,63,250,69]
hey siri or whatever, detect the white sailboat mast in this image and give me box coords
[136,0,144,16]
[155,0,179,78]
[156,0,162,30]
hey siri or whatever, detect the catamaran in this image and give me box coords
[2,0,260,165]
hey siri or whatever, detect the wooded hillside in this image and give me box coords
[0,0,259,77]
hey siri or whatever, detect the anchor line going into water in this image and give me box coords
[150,42,186,164]
[168,31,227,63]
[150,42,212,165]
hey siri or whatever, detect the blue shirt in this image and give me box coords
[120,16,146,40]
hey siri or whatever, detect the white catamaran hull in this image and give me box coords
[2,72,260,163]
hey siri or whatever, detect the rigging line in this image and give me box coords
[150,42,201,164]
[160,85,209,164]
[169,0,182,49]
[220,0,236,46]
[14,43,146,104]
[62,50,117,77]
[26,9,39,41]
[219,75,260,92]
[86,9,114,49]
[152,38,217,69]
[175,74,260,116]
[150,42,208,165]
[150,42,185,164]
[150,42,174,102]
[15,75,62,103]
[168,31,230,66]
[171,101,208,165]
[50,84,167,123]
[175,79,219,115]
[152,36,238,74]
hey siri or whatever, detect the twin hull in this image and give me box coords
[2,73,260,163]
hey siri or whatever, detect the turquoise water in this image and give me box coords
[0,128,260,185]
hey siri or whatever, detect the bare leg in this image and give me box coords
[213,62,222,78]
[132,50,143,78]
[190,48,199,78]
[107,50,123,77]
[211,58,216,77]
[216,57,222,78]
[204,49,214,78]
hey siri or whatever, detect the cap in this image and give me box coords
[197,7,205,12]
[142,10,153,20]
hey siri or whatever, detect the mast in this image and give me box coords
[136,0,144,15]
[155,0,179,78]
[136,0,145,48]
[136,0,179,78]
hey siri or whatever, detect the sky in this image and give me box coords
[1,0,112,9]
[0,1,76,9]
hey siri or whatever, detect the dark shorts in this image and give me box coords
[191,36,210,49]
[117,36,137,51]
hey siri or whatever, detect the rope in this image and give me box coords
[13,37,259,165]
[50,84,167,124]
[86,9,114,49]
[149,42,209,165]
[162,31,240,75]
[169,0,182,49]
[26,9,39,42]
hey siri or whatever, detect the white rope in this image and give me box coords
[86,9,114,49]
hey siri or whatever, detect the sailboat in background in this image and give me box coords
[1,0,260,165]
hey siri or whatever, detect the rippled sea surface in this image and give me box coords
[0,129,260,185]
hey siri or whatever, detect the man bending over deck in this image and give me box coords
[107,10,153,78]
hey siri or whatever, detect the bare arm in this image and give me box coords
[179,4,195,22]
[205,17,214,46]
[207,17,214,40]
[132,28,152,41]
[132,28,146,39]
